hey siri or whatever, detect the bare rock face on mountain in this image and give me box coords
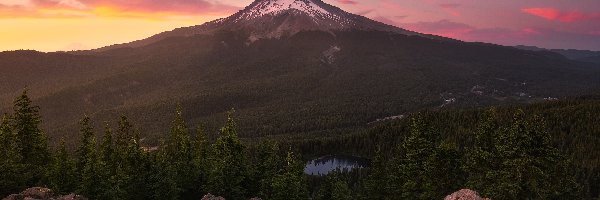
[2,187,87,200]
[444,189,490,200]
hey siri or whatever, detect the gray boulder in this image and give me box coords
[444,189,490,200]
[2,187,86,200]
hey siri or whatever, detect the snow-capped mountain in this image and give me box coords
[95,0,424,51]
[237,0,339,21]
[224,0,420,35]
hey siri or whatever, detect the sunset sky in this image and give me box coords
[1,0,600,52]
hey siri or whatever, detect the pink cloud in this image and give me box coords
[402,20,473,38]
[522,8,600,22]
[374,16,600,50]
[355,9,374,16]
[32,0,87,9]
[439,3,461,16]
[0,3,88,18]
[439,3,461,9]
[373,16,399,26]
[3,0,242,17]
[80,0,241,15]
[521,27,542,35]
[589,30,600,36]
[398,20,546,43]
[398,19,600,50]
[335,0,358,5]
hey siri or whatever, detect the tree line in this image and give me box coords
[0,90,309,200]
[291,97,600,199]
[0,90,595,199]
[360,109,581,199]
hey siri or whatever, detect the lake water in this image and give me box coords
[304,155,370,176]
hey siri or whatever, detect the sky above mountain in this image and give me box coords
[1,0,599,51]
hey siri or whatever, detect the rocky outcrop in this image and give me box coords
[199,194,262,200]
[444,189,490,200]
[2,187,87,200]
[200,194,225,200]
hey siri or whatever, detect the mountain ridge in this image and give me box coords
[514,45,600,64]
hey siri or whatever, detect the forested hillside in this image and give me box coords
[1,90,598,199]
[2,30,599,146]
[289,96,600,199]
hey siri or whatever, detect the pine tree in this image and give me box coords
[99,123,114,168]
[362,146,388,199]
[207,111,251,199]
[78,139,100,198]
[47,139,77,195]
[466,109,581,200]
[96,123,126,200]
[76,116,96,177]
[0,114,26,196]
[188,123,210,198]
[149,144,180,200]
[12,89,49,185]
[115,115,149,200]
[316,172,352,200]
[270,151,309,200]
[115,115,134,149]
[193,123,210,161]
[498,111,579,199]
[388,114,461,199]
[165,105,197,199]
[253,139,282,198]
[76,117,101,197]
[464,108,502,194]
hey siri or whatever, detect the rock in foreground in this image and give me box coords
[2,187,86,200]
[444,189,490,200]
[201,194,225,200]
[199,194,262,200]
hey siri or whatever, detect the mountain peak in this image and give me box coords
[208,0,424,38]
[243,0,331,19]
[227,0,355,30]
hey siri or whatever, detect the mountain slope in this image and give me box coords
[1,0,599,145]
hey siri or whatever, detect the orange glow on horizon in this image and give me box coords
[0,3,235,52]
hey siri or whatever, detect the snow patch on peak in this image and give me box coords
[238,0,335,21]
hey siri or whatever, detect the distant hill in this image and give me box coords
[515,45,600,64]
[1,0,599,145]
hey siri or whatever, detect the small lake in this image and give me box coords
[304,155,370,176]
